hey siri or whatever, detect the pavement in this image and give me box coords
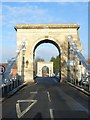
[1,77,90,119]
[67,82,90,96]
[0,81,37,103]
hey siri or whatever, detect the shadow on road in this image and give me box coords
[33,112,43,120]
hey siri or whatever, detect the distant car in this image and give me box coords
[34,74,39,79]
[52,73,55,77]
[34,76,37,79]
[56,73,60,78]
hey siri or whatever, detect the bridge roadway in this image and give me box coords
[2,77,89,119]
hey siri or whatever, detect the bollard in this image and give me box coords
[11,82,13,90]
[89,80,90,92]
[9,83,11,92]
[7,83,9,93]
[89,85,90,92]
[14,80,15,88]
[4,85,7,95]
[2,86,4,97]
[16,80,17,87]
[9,79,12,91]
[12,80,14,89]
[17,79,19,86]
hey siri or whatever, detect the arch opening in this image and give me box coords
[33,39,61,81]
[33,39,60,53]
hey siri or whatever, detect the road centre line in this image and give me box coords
[17,100,36,102]
[28,91,38,100]
[30,91,38,94]
[49,109,54,120]
[47,91,51,102]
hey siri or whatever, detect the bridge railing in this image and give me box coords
[67,36,90,93]
[1,41,26,97]
[1,74,22,97]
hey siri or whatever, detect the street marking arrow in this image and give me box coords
[16,100,37,118]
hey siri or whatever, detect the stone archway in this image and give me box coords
[33,38,61,80]
[15,24,82,83]
[37,62,53,77]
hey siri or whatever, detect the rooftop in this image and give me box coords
[86,58,90,64]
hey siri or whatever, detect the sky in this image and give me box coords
[0,1,88,62]
[1,0,89,2]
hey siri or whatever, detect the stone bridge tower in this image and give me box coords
[15,24,82,83]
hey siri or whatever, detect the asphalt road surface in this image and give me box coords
[2,77,90,119]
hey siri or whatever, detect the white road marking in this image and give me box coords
[47,91,51,102]
[16,100,37,118]
[30,91,37,94]
[17,100,36,102]
[49,109,54,120]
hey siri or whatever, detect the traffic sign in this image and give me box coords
[0,65,5,75]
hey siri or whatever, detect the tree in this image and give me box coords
[50,56,59,75]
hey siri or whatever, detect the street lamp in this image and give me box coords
[21,42,26,83]
[22,47,26,64]
[67,44,70,81]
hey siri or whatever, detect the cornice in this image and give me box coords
[15,24,80,31]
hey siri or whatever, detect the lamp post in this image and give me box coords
[73,52,76,85]
[67,41,70,82]
[21,47,26,83]
[70,45,76,85]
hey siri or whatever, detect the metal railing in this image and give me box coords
[67,36,90,92]
[68,35,89,71]
[1,41,26,97]
[1,74,22,97]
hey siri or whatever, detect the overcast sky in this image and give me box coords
[1,1,88,62]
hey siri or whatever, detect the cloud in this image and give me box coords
[2,3,52,27]
[3,4,45,16]
[1,2,88,63]
[2,0,89,2]
[2,3,55,62]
